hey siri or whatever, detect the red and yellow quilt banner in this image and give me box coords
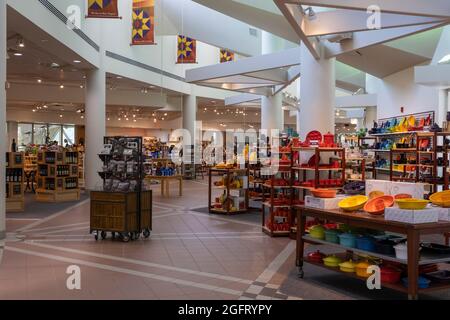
[132,0,155,45]
[87,0,119,18]
[220,49,234,63]
[177,36,197,64]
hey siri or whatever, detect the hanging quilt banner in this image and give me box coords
[220,49,235,63]
[132,0,155,45]
[87,0,119,18]
[177,35,197,64]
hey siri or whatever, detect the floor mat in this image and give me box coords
[190,207,261,225]
[6,192,89,219]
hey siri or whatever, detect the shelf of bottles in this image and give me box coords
[6,152,25,212]
[35,150,80,202]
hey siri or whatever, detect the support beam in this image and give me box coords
[292,0,450,18]
[303,10,446,37]
[225,94,261,106]
[323,22,447,58]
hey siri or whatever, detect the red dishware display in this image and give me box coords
[306,131,323,145]
[307,250,326,263]
[323,132,335,147]
[307,154,320,167]
[380,266,402,284]
[311,189,337,199]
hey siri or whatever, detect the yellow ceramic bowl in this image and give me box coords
[396,198,429,210]
[430,191,450,208]
[339,196,369,212]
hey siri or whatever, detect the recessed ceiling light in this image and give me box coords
[133,119,137,122]
[32,109,36,112]
[59,84,64,89]
[17,37,25,48]
[118,118,121,121]
[133,114,136,118]
[153,118,157,123]
[13,52,23,57]
[162,118,165,121]
[81,115,84,119]
[37,79,42,83]
[116,76,123,79]
[43,105,48,109]
[73,60,81,64]
[80,84,84,89]
[107,118,110,121]
[59,114,63,118]
[164,113,168,116]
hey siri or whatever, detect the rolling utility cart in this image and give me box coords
[90,136,152,242]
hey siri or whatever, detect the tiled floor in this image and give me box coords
[0,179,449,300]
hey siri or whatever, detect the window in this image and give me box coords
[18,123,33,151]
[63,125,76,145]
[34,124,48,145]
[17,123,77,147]
[48,125,62,145]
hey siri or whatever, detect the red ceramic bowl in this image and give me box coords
[381,266,402,284]
[364,195,395,216]
[311,189,337,199]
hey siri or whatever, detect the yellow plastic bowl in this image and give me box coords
[395,198,429,210]
[339,196,368,212]
[430,191,450,208]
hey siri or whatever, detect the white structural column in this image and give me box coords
[299,44,336,139]
[261,31,284,132]
[0,0,6,247]
[85,67,106,190]
[182,94,197,145]
[261,94,283,132]
[365,107,378,129]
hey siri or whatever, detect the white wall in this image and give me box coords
[366,67,439,120]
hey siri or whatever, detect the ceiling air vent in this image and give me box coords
[249,28,258,37]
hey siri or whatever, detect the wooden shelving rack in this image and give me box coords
[6,152,25,212]
[35,150,80,202]
[208,167,249,214]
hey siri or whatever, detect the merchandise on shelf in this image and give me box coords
[35,147,81,202]
[5,152,25,212]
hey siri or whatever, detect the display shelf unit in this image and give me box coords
[35,150,80,202]
[345,157,376,181]
[77,147,85,189]
[291,147,346,192]
[208,167,249,214]
[261,171,293,237]
[92,136,152,242]
[295,205,450,300]
[6,152,25,212]
[389,148,419,182]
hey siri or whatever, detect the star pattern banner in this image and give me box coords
[87,0,119,18]
[177,36,197,64]
[220,49,234,63]
[132,0,155,45]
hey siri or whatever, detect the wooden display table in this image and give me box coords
[146,175,183,197]
[295,205,450,300]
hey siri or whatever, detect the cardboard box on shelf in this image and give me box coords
[385,207,439,224]
[365,180,391,196]
[305,195,346,210]
[390,181,425,199]
[435,207,450,222]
